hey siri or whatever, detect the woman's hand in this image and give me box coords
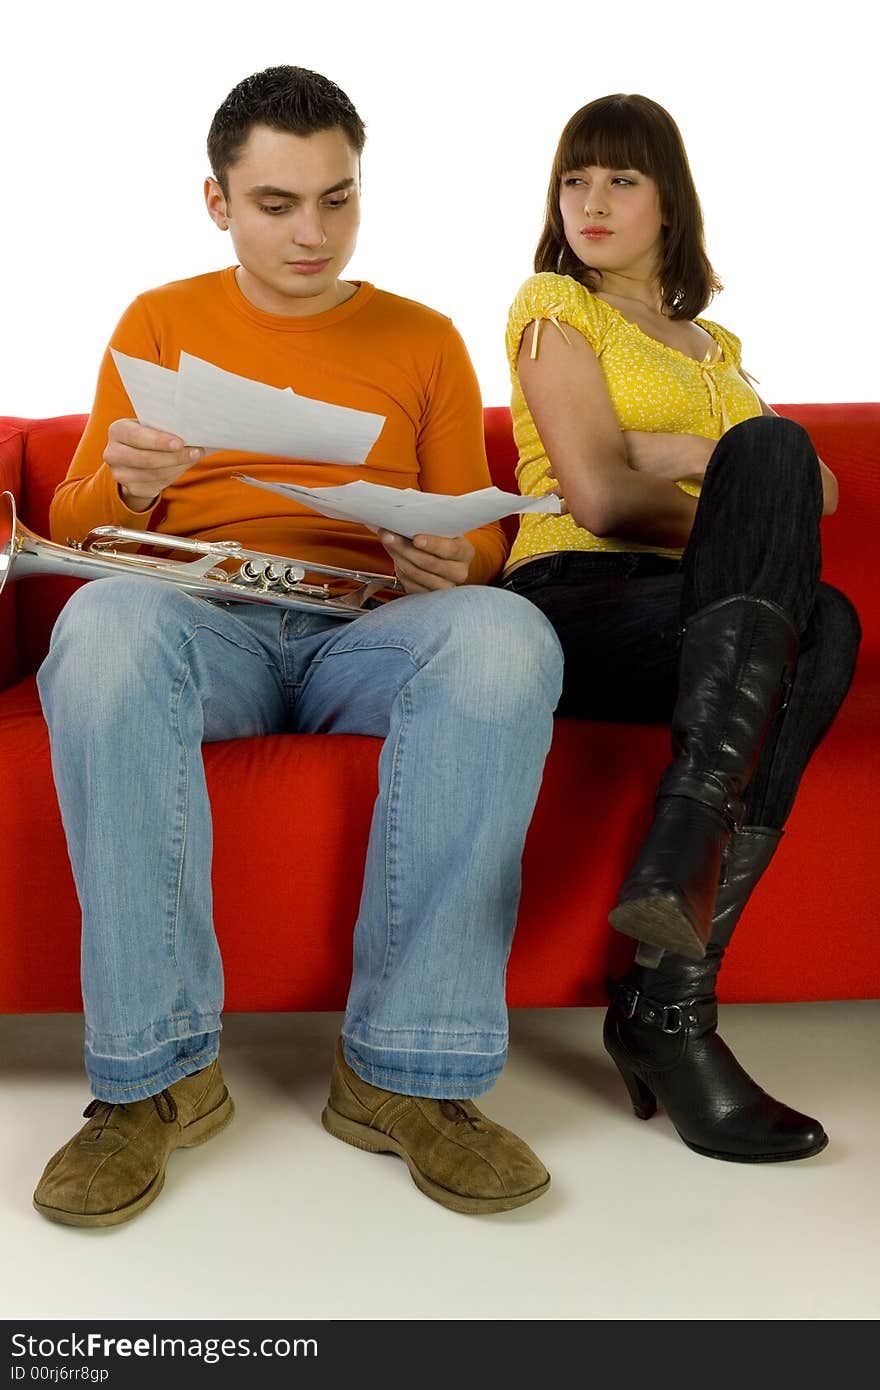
[622,431,715,482]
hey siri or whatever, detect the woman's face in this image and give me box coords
[559,165,665,283]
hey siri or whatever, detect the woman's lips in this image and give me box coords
[581,228,612,239]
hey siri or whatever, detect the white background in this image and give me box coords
[2,0,876,418]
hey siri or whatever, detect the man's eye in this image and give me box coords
[260,204,288,215]
[323,196,349,209]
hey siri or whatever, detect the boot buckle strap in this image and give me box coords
[611,983,707,1033]
[651,1002,704,1033]
[779,671,794,712]
[725,797,746,832]
[637,1002,686,1032]
[661,1004,684,1034]
[613,987,683,1031]
[613,985,704,1033]
[657,771,745,831]
[617,985,639,1020]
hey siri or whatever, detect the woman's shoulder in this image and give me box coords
[506,273,612,355]
[509,271,608,315]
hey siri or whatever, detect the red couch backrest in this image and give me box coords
[1,406,878,685]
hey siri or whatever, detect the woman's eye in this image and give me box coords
[611,177,635,186]
[563,177,585,187]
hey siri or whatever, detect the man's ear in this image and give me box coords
[204,177,230,231]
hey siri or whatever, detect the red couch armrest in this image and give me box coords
[1,414,89,678]
[0,422,24,690]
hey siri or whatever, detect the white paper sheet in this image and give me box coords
[234,474,562,538]
[110,349,385,465]
[111,351,182,436]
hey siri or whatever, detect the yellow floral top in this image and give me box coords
[504,272,762,566]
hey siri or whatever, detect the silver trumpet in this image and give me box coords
[0,490,403,619]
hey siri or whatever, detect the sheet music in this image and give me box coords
[110,352,182,436]
[234,474,562,539]
[111,349,385,465]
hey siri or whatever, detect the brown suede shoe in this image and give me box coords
[321,1039,549,1214]
[33,1059,234,1228]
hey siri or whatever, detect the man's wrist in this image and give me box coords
[118,484,159,513]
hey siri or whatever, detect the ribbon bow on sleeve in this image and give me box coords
[529,304,572,359]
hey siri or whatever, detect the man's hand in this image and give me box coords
[379,530,474,594]
[104,419,205,512]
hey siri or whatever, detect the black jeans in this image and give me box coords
[501,416,862,829]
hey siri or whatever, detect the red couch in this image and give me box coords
[1,405,878,1011]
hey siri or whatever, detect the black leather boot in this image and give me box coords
[609,594,799,961]
[603,826,828,1163]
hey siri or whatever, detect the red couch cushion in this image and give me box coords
[2,667,876,1009]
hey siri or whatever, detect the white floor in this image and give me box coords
[2,1003,878,1322]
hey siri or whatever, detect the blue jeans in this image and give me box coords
[37,581,563,1104]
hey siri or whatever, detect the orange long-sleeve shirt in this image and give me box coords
[51,268,508,586]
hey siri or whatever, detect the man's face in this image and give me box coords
[205,124,361,316]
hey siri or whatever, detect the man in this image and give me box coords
[33,65,563,1225]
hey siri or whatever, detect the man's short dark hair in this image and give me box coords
[207,65,366,196]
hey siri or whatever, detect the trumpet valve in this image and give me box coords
[239,559,269,586]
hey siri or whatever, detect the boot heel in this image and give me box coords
[610,1057,657,1121]
[609,892,708,961]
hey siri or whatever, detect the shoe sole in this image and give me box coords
[681,1131,830,1163]
[33,1091,235,1229]
[606,1043,830,1164]
[609,893,708,961]
[321,1105,550,1214]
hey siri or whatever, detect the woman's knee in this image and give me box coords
[724,414,811,452]
[715,415,819,479]
[809,582,862,661]
[707,417,823,521]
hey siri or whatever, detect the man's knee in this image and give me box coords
[38,578,187,708]
[49,577,176,646]
[435,586,564,713]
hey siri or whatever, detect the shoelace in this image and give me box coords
[439,1099,482,1130]
[82,1090,178,1132]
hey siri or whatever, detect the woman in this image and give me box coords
[501,94,861,1163]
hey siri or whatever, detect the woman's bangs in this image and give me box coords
[559,111,654,179]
